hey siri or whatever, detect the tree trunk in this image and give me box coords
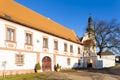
[97,49,102,58]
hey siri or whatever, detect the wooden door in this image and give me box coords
[42,56,51,71]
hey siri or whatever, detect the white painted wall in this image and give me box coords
[0,50,36,70]
[101,55,115,68]
[0,18,82,72]
[56,56,79,69]
[0,19,6,48]
[0,19,82,54]
[97,55,115,68]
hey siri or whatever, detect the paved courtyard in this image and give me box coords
[0,64,120,80]
[46,64,120,80]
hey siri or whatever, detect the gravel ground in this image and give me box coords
[46,63,120,80]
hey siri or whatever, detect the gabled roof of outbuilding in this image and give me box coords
[0,0,80,43]
[101,50,114,55]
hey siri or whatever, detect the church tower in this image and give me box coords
[86,16,95,40]
[81,16,97,68]
[82,16,96,47]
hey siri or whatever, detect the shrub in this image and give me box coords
[35,62,41,70]
[56,64,61,69]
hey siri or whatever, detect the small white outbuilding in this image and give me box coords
[97,50,115,68]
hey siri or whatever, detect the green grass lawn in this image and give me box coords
[0,73,48,80]
[0,71,70,80]
[0,66,120,80]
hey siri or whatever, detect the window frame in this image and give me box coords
[25,33,32,45]
[43,37,48,48]
[54,40,58,50]
[78,47,80,54]
[67,58,71,65]
[64,43,67,52]
[70,45,73,53]
[6,27,15,42]
[15,54,24,66]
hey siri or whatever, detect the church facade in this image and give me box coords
[0,0,83,75]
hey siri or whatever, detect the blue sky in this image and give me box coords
[15,0,120,37]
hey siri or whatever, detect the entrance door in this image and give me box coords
[42,56,51,71]
[87,59,92,68]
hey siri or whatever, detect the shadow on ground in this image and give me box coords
[74,63,120,76]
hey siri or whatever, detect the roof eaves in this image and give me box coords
[0,16,82,45]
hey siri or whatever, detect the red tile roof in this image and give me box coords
[101,50,114,55]
[0,0,80,43]
[83,39,95,46]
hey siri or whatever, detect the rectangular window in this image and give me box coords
[64,43,67,52]
[70,45,73,53]
[67,58,70,65]
[7,28,15,41]
[25,33,32,45]
[54,40,58,50]
[43,38,48,48]
[78,47,80,54]
[16,54,24,65]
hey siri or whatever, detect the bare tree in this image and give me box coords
[93,19,120,57]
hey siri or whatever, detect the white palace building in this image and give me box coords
[0,0,103,75]
[0,0,98,75]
